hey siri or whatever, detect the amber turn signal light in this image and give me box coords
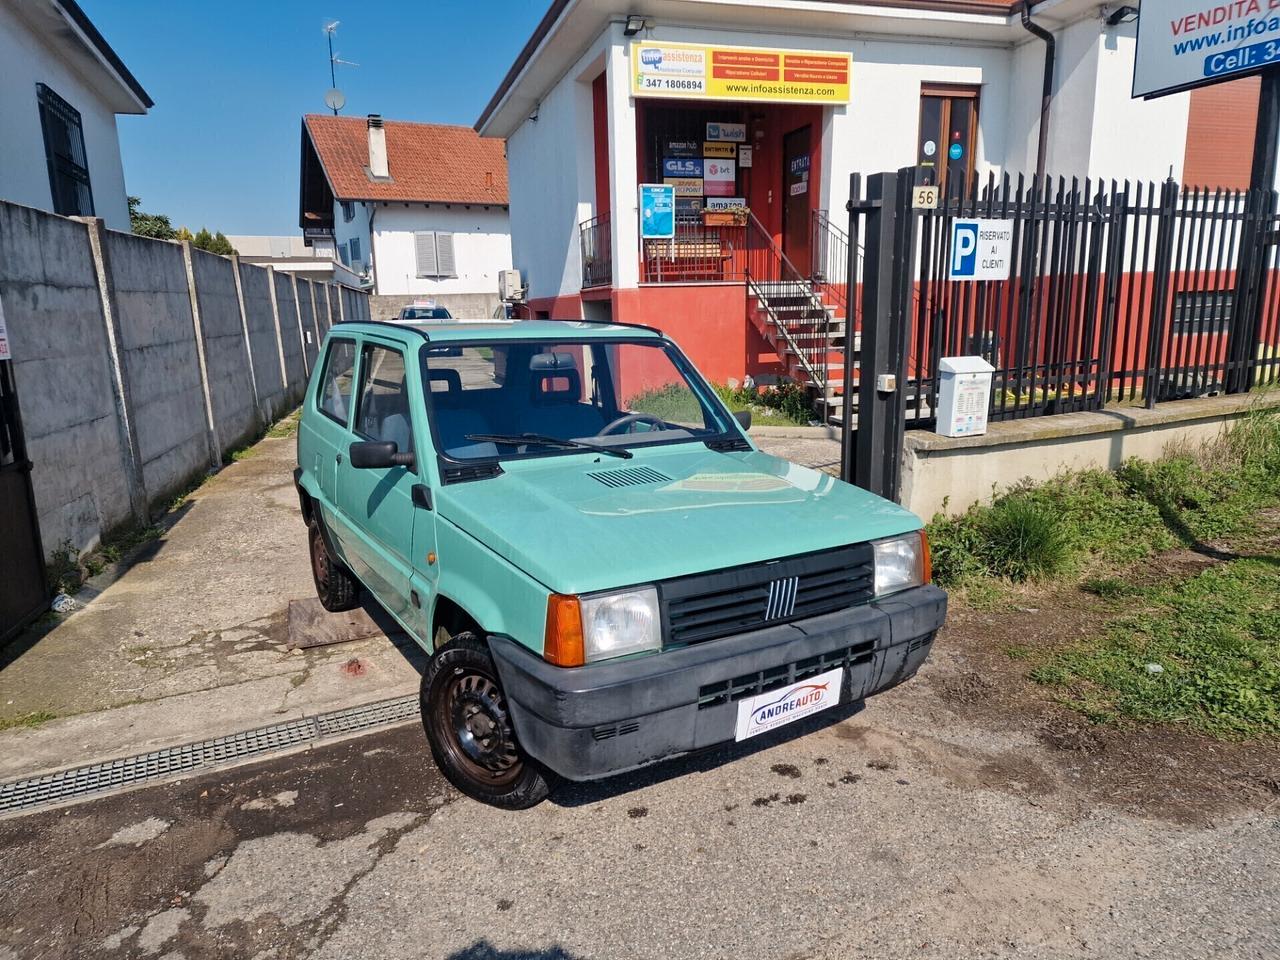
[920,529,932,585]
[544,594,585,667]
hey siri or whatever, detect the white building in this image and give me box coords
[299,114,513,318]
[224,234,365,289]
[0,0,151,231]
[475,0,1267,384]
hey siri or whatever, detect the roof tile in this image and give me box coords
[304,114,508,205]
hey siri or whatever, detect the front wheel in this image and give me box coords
[420,633,555,809]
[308,520,359,612]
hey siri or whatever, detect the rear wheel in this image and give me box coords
[308,520,359,612]
[420,632,554,809]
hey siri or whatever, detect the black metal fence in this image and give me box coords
[849,170,1280,433]
[579,213,612,288]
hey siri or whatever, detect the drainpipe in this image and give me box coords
[1020,1,1055,184]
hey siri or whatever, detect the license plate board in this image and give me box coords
[733,667,844,742]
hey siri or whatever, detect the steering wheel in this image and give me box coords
[597,413,668,436]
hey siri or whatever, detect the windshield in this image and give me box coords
[422,339,735,460]
[401,307,452,320]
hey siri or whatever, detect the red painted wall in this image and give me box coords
[591,74,610,218]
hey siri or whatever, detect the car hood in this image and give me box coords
[437,444,921,595]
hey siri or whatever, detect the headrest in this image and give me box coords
[426,369,462,394]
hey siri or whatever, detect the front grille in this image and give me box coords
[661,544,874,646]
[696,639,876,710]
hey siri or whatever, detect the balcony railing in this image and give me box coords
[579,213,612,288]
[641,214,746,283]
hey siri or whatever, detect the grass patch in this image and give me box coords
[267,408,301,439]
[928,408,1280,589]
[1033,558,1280,739]
[626,382,815,429]
[0,711,56,732]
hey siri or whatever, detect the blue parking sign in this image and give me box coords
[949,219,1013,281]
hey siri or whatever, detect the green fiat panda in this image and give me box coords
[295,320,945,808]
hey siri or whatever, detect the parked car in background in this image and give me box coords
[294,319,946,808]
[395,301,452,323]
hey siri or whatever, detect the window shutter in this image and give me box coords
[435,232,456,278]
[414,231,437,277]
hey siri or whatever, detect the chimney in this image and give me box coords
[367,114,389,179]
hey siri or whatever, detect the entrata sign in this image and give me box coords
[631,41,851,105]
[1134,0,1280,99]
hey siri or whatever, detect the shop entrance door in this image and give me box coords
[782,125,812,271]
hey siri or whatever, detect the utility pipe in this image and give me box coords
[1020,2,1055,185]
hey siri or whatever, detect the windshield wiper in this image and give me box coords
[464,433,633,460]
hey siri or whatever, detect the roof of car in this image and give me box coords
[337,319,663,342]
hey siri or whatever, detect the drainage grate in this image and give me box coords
[0,693,420,815]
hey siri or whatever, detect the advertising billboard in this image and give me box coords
[1134,1,1280,98]
[631,41,851,105]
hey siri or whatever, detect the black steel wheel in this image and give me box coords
[420,632,554,809]
[308,520,359,612]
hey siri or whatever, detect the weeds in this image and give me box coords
[1033,558,1280,739]
[928,410,1280,589]
[0,711,56,732]
[267,408,301,439]
[627,382,815,428]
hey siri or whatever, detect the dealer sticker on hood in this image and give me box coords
[734,667,844,741]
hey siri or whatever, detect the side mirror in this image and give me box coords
[733,409,752,431]
[349,440,415,470]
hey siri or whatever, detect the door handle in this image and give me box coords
[336,452,343,464]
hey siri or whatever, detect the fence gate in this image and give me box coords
[845,167,1280,502]
[0,359,48,644]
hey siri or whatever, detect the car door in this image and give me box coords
[337,338,429,629]
[305,336,360,554]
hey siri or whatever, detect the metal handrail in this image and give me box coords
[742,210,833,393]
[579,213,612,288]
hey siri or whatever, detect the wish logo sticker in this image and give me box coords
[734,667,844,741]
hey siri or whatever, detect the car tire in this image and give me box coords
[420,632,555,809]
[308,519,359,612]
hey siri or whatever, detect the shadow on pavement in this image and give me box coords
[550,700,865,807]
[447,942,588,960]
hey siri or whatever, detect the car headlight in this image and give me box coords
[873,531,931,597]
[543,586,661,666]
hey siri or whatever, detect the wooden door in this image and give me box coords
[782,125,812,271]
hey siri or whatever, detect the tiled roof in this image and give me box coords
[303,115,508,205]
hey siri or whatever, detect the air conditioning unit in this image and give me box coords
[499,269,524,301]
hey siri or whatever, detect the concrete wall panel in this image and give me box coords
[273,271,305,398]
[237,263,287,419]
[103,230,210,505]
[191,248,258,451]
[0,204,133,552]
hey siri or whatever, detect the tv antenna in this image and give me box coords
[322,20,358,114]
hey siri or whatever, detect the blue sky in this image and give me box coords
[81,1,549,235]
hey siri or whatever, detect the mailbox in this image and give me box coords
[936,356,994,438]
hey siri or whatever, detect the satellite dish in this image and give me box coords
[324,88,346,112]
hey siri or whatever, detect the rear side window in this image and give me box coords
[317,339,357,425]
[356,345,414,456]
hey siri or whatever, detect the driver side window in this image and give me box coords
[355,344,414,456]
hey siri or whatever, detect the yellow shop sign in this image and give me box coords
[631,41,851,105]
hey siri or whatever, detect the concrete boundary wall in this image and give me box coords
[0,200,369,559]
[901,393,1280,520]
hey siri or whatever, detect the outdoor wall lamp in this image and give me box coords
[623,15,647,36]
[1104,5,1138,26]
